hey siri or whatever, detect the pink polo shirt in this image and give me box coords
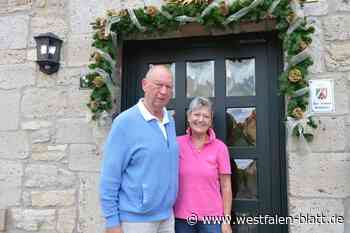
[174,128,231,220]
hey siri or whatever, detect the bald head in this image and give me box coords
[142,65,173,113]
[144,65,173,81]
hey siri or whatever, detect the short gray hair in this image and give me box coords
[187,97,213,115]
[144,65,171,80]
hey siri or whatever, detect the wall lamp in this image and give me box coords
[34,32,63,75]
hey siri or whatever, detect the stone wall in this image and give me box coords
[0,0,349,233]
[288,1,350,233]
[0,0,131,232]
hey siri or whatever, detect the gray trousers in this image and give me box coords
[121,213,175,233]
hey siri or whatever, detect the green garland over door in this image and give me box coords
[83,0,317,140]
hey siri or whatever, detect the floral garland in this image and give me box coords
[84,0,318,140]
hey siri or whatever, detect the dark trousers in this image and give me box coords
[175,219,221,233]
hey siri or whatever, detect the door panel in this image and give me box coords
[122,33,287,233]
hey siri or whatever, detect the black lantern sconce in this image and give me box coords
[34,32,63,75]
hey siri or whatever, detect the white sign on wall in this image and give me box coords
[309,79,335,113]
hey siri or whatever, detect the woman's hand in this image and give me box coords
[220,174,233,233]
[221,223,232,233]
[106,227,122,233]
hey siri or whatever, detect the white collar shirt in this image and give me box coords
[137,99,169,140]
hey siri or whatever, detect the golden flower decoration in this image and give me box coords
[101,18,107,27]
[118,9,128,17]
[89,53,95,61]
[92,76,105,88]
[89,100,99,111]
[145,6,158,17]
[90,52,102,62]
[299,41,308,51]
[292,107,304,119]
[96,17,102,25]
[107,9,118,17]
[218,2,229,16]
[288,68,302,83]
[97,30,108,40]
[286,12,296,24]
[95,17,107,28]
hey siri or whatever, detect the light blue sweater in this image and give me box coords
[100,105,179,228]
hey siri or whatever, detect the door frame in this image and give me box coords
[121,31,288,233]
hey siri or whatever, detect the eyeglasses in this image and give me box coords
[151,81,173,91]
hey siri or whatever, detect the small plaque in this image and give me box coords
[309,79,335,113]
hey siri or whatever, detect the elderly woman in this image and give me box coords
[174,97,232,233]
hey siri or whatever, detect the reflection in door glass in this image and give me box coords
[186,61,215,97]
[226,58,255,96]
[226,108,256,147]
[232,211,258,233]
[149,63,176,98]
[232,159,257,199]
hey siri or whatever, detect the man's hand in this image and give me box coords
[221,223,232,233]
[106,226,122,233]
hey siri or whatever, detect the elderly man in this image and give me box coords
[100,65,178,233]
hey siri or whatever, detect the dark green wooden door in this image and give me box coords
[122,32,287,233]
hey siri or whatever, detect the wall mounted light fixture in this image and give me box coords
[34,32,63,75]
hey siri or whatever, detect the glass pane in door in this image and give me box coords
[186,60,215,97]
[232,159,257,199]
[226,58,255,96]
[226,108,256,147]
[233,211,258,233]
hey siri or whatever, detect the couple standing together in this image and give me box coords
[100,65,233,233]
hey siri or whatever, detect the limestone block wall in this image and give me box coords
[0,0,130,232]
[287,1,350,233]
[0,0,349,233]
